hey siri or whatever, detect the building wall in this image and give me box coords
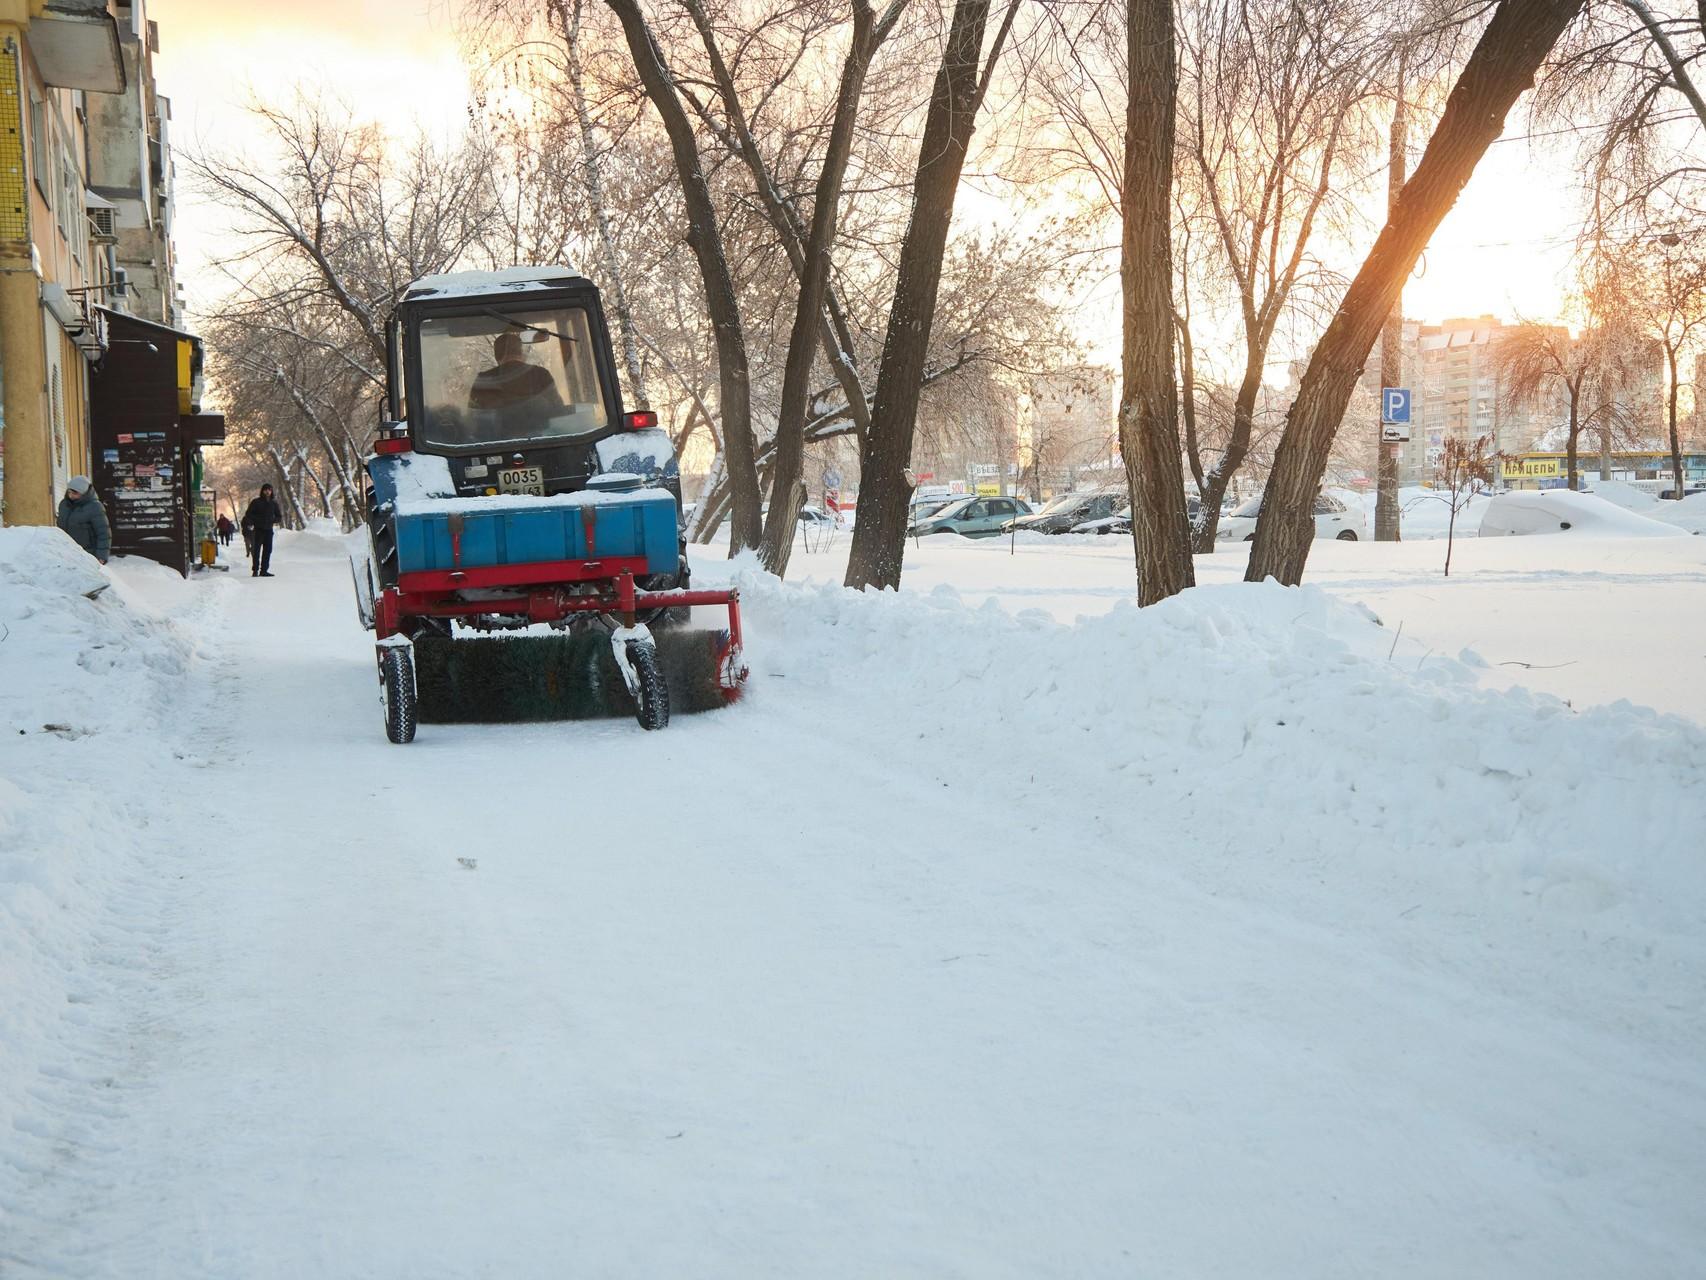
[1,1,182,529]
[1,14,108,526]
[86,2,178,327]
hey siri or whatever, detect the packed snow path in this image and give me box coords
[5,529,1705,1277]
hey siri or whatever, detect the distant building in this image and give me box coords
[1502,448,1706,491]
[1017,366,1117,499]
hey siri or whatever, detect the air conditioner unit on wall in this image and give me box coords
[88,207,117,243]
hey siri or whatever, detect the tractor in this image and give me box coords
[349,265,745,743]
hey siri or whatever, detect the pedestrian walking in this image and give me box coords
[216,513,235,547]
[57,476,111,565]
[241,484,284,577]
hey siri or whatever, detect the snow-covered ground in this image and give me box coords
[784,521,1706,723]
[3,522,1704,1277]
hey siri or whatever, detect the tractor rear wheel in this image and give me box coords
[380,644,418,744]
[626,639,670,731]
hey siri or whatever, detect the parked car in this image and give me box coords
[909,494,1033,538]
[1659,485,1706,499]
[1215,492,1365,541]
[1069,493,1204,536]
[798,505,836,528]
[909,495,963,524]
[1005,490,1124,534]
[1071,508,1131,535]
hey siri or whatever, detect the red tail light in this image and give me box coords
[375,421,413,454]
[624,410,658,431]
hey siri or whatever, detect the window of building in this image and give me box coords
[62,155,81,254]
[28,92,48,199]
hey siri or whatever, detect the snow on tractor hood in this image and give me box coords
[596,427,679,484]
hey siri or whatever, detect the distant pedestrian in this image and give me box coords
[241,484,284,577]
[57,476,110,565]
[216,513,235,547]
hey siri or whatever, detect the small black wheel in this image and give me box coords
[380,644,418,744]
[627,640,670,731]
[1336,529,1358,541]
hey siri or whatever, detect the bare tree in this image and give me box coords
[1619,228,1706,497]
[1492,316,1641,490]
[1175,0,1382,549]
[843,0,1020,591]
[1430,433,1500,575]
[1246,0,1588,586]
[604,0,765,553]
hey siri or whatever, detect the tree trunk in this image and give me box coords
[1246,0,1586,585]
[1190,362,1259,551]
[758,2,881,579]
[1668,345,1685,498]
[1566,386,1581,490]
[1375,54,1408,543]
[844,0,1012,590]
[1121,0,1195,604]
[605,0,762,553]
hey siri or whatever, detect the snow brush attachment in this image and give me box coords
[411,628,740,724]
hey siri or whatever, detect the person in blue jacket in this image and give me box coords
[57,476,110,564]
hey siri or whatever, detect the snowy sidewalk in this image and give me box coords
[4,529,1704,1277]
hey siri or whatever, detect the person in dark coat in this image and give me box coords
[57,476,110,564]
[215,513,235,547]
[241,484,284,577]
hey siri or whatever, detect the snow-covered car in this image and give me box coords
[1215,492,1365,542]
[798,505,836,528]
[1071,508,1131,535]
[1005,490,1123,534]
[909,494,1032,538]
[1477,490,1688,538]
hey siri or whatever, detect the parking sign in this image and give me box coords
[1382,387,1411,424]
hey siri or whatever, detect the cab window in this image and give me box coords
[416,306,609,449]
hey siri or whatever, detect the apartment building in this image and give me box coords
[1,0,208,562]
[0,0,122,525]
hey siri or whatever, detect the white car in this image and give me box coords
[1215,492,1365,542]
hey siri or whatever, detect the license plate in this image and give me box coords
[498,466,544,496]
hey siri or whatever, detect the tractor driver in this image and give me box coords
[467,330,564,434]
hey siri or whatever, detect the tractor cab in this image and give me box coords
[381,265,680,508]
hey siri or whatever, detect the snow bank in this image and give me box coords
[1595,480,1706,535]
[0,528,194,1189]
[1478,489,1689,538]
[725,566,1706,942]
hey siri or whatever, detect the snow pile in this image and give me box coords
[726,566,1706,942]
[1478,489,1689,538]
[1594,479,1706,535]
[378,449,455,502]
[0,528,194,1194]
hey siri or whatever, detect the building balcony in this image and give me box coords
[27,1,126,94]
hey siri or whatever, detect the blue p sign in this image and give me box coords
[1382,387,1411,424]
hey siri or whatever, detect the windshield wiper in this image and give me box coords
[481,308,577,343]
